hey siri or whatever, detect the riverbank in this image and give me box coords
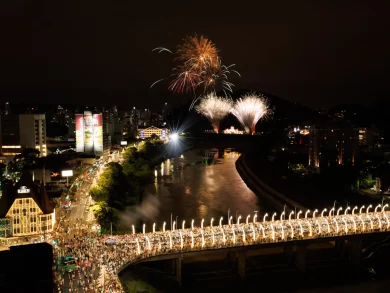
[236,153,306,212]
[239,152,375,211]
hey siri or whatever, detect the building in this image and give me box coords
[0,114,47,158]
[138,126,169,139]
[308,120,358,169]
[0,171,55,239]
[75,110,110,156]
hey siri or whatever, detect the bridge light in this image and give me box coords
[289,211,294,221]
[321,208,327,218]
[374,204,381,213]
[305,210,310,219]
[344,207,351,215]
[382,204,389,213]
[312,209,318,218]
[352,206,358,215]
[263,213,268,222]
[297,210,302,220]
[366,205,372,214]
[336,207,343,217]
[359,205,365,214]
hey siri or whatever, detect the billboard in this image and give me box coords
[83,111,94,153]
[93,114,103,154]
[75,114,84,152]
[61,170,73,177]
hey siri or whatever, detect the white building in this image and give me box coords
[0,114,47,157]
[138,126,169,139]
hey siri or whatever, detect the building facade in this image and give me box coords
[0,114,47,157]
[138,126,169,139]
[0,172,55,239]
[308,120,358,169]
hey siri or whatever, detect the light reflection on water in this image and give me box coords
[141,148,273,230]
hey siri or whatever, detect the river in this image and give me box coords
[136,148,274,230]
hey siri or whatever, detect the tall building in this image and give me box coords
[308,120,358,169]
[0,114,47,157]
[75,110,110,156]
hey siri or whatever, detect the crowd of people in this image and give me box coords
[51,208,390,292]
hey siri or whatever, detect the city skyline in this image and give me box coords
[0,1,389,109]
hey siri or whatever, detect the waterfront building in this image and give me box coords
[138,126,169,139]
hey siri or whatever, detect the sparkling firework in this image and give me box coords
[195,94,233,133]
[230,94,270,134]
[152,35,240,101]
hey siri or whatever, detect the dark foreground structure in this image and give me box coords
[0,243,53,293]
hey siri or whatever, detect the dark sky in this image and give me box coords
[0,1,389,109]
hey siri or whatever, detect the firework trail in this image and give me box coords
[230,94,270,134]
[195,93,233,133]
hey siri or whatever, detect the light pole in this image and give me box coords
[263,213,268,222]
[305,210,311,219]
[171,213,173,230]
[228,209,230,223]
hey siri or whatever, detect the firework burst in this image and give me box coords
[152,34,240,103]
[230,94,270,134]
[195,94,233,133]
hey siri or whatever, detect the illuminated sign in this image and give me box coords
[75,114,84,152]
[61,170,73,177]
[17,186,30,194]
[120,141,127,146]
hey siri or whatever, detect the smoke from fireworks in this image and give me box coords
[152,35,240,102]
[230,94,270,134]
[195,94,233,133]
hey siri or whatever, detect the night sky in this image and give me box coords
[0,1,389,109]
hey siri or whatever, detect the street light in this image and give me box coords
[359,205,365,214]
[173,221,176,231]
[305,210,311,219]
[153,223,156,233]
[143,224,146,234]
[337,207,343,217]
[272,213,277,222]
[352,206,358,215]
[344,207,351,215]
[375,204,381,213]
[237,215,241,225]
[321,208,327,218]
[246,215,250,225]
[297,210,302,220]
[263,213,268,222]
[191,219,194,230]
[163,222,166,232]
[219,217,223,227]
[229,216,233,225]
[329,207,335,217]
[382,204,389,213]
[289,211,294,221]
[366,205,372,214]
[182,220,185,230]
[210,218,214,228]
[132,225,135,235]
[280,211,285,222]
[312,209,318,218]
[201,219,204,229]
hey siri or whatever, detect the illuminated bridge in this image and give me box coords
[97,204,390,290]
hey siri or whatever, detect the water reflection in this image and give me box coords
[141,148,273,230]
